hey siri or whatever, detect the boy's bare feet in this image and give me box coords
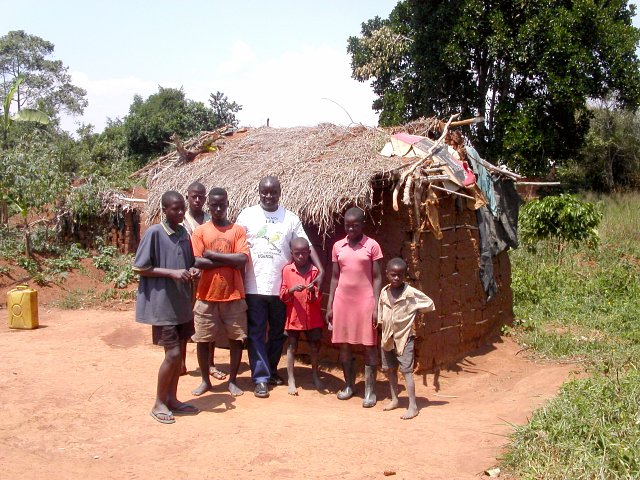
[312,372,325,391]
[287,380,298,395]
[228,381,244,396]
[191,381,213,396]
[401,406,419,420]
[383,398,399,411]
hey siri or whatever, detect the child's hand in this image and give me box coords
[307,285,318,301]
[189,267,201,279]
[172,269,193,282]
[372,309,378,329]
[289,284,305,294]
[325,309,333,331]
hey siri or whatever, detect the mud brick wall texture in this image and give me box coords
[61,209,141,254]
[307,188,514,373]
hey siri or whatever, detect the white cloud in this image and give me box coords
[195,43,379,128]
[61,72,159,133]
[60,43,379,134]
[216,41,256,75]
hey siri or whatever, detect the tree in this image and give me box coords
[0,30,87,121]
[348,0,640,175]
[123,86,242,162]
[209,91,242,128]
[0,135,67,256]
[579,102,640,191]
[2,75,49,149]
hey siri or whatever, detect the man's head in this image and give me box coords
[291,237,311,268]
[207,187,228,223]
[386,257,408,289]
[344,207,365,240]
[186,181,206,214]
[161,191,186,227]
[258,176,281,212]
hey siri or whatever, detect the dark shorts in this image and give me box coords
[286,327,323,342]
[381,336,415,374]
[152,321,195,349]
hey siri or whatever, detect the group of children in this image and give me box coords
[134,178,435,425]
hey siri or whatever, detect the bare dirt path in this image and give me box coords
[0,308,576,479]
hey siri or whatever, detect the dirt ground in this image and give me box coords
[0,304,578,480]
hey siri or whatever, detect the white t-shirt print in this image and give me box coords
[236,204,310,295]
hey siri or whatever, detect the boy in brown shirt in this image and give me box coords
[377,257,435,419]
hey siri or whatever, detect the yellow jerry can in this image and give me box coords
[7,285,39,329]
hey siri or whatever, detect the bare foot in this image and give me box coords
[191,381,213,396]
[383,399,399,411]
[150,410,175,424]
[401,407,419,420]
[228,381,244,397]
[288,380,298,396]
[312,372,325,391]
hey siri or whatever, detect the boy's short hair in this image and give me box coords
[187,181,206,192]
[290,237,310,249]
[208,187,227,199]
[387,257,407,271]
[161,190,184,207]
[344,207,365,222]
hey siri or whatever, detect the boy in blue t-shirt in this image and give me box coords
[133,190,200,424]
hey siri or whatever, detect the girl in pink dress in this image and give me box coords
[326,207,383,407]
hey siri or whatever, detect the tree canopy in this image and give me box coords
[348,0,640,175]
[122,86,242,161]
[0,30,87,120]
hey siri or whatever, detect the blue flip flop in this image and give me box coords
[171,403,200,416]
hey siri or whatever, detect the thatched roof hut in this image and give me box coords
[140,122,518,371]
[142,124,398,233]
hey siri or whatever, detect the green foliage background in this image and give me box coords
[348,1,640,176]
[503,193,640,479]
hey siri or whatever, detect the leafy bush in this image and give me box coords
[519,194,602,250]
[39,243,87,281]
[0,226,23,259]
[65,181,103,219]
[92,243,136,288]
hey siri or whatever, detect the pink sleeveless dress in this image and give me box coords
[330,235,383,346]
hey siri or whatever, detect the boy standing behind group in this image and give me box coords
[377,257,435,420]
[190,188,249,397]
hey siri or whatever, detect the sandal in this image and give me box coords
[209,366,228,380]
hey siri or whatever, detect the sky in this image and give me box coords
[3,0,399,133]
[3,1,640,134]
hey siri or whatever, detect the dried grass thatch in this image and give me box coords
[143,124,410,234]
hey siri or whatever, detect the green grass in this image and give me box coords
[502,192,640,479]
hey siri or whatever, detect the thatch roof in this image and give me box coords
[144,124,410,234]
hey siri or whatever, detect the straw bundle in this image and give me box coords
[145,124,406,235]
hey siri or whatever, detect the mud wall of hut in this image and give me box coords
[59,208,141,254]
[306,187,513,373]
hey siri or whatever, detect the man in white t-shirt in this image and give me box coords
[236,176,325,398]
